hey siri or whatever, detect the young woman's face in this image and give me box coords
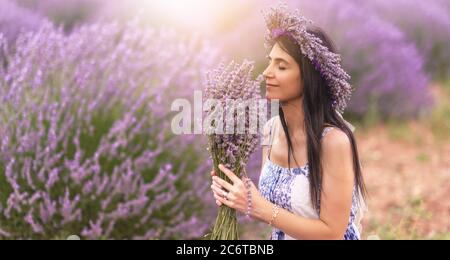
[263,42,303,102]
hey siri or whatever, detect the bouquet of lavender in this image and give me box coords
[204,60,263,240]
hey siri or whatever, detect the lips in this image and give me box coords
[266,83,279,88]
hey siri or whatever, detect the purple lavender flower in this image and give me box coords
[0,0,44,45]
[263,3,353,114]
[359,0,450,79]
[14,0,101,31]
[204,60,263,240]
[294,0,432,117]
[0,18,219,239]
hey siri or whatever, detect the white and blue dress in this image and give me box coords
[258,117,366,240]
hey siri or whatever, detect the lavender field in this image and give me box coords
[0,0,449,240]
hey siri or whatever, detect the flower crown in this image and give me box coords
[262,3,352,113]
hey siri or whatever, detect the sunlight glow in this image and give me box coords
[144,0,222,30]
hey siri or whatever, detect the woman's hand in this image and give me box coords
[210,164,263,218]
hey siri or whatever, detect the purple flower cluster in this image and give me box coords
[14,0,101,31]
[359,0,450,80]
[294,0,432,117]
[0,0,44,45]
[204,60,263,173]
[0,19,218,239]
[263,3,353,114]
[204,59,263,240]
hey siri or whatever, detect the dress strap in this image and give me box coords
[321,127,334,140]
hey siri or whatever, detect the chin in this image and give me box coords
[266,93,283,101]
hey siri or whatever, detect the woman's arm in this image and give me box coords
[211,129,355,240]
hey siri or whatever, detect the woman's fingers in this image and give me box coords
[212,183,236,201]
[211,182,231,203]
[214,193,234,209]
[212,176,234,193]
[210,165,246,211]
[211,174,225,207]
[218,164,240,184]
[212,185,222,206]
[211,183,226,197]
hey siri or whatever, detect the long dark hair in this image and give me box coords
[274,27,367,210]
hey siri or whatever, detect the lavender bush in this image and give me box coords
[358,0,450,80]
[14,0,101,31]
[0,0,44,44]
[0,0,43,73]
[293,0,432,117]
[0,19,219,239]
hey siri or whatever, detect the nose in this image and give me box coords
[263,65,274,79]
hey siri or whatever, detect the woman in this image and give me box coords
[210,4,367,240]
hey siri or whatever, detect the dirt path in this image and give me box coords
[358,123,449,239]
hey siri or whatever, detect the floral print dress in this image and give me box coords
[258,117,366,240]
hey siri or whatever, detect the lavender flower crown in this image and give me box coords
[262,3,352,113]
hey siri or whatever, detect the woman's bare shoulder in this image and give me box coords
[322,128,351,153]
[321,128,353,178]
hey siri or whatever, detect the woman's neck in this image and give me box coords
[280,98,305,136]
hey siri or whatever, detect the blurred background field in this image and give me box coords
[0,0,448,239]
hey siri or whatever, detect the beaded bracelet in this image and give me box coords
[244,177,252,218]
[268,204,280,226]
